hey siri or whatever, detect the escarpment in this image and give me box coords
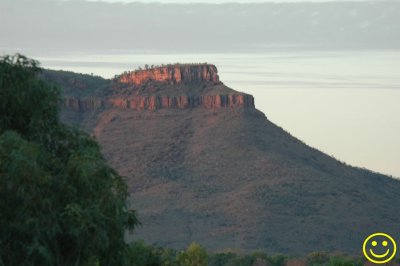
[63,97,105,111]
[60,64,254,111]
[118,64,220,85]
[63,94,254,111]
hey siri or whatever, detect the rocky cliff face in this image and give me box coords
[110,94,254,110]
[63,64,254,111]
[63,97,105,111]
[61,63,255,111]
[118,64,220,85]
[63,94,254,111]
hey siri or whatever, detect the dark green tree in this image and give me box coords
[0,54,59,136]
[124,240,162,266]
[0,54,139,266]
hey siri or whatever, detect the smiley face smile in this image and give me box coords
[369,248,389,258]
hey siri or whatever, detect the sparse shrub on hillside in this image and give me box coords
[233,254,257,266]
[327,256,362,266]
[307,252,330,266]
[247,251,272,266]
[270,254,286,266]
[177,242,208,266]
[158,247,179,266]
[208,251,282,266]
[305,252,361,266]
[208,252,238,266]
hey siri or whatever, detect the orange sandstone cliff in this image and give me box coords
[118,64,220,85]
[60,64,254,111]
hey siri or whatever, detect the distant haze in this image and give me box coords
[1,0,399,55]
[87,0,392,3]
[87,0,379,2]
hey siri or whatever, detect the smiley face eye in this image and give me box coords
[372,241,378,246]
[383,241,388,247]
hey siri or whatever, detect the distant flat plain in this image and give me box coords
[30,50,400,178]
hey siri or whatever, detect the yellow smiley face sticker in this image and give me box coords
[363,233,397,264]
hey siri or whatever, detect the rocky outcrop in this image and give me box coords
[63,94,254,111]
[61,64,255,112]
[118,64,220,85]
[62,97,105,111]
[110,94,254,110]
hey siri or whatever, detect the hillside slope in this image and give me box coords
[46,65,400,254]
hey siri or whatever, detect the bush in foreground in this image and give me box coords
[0,54,139,265]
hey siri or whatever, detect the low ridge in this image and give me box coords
[45,64,400,255]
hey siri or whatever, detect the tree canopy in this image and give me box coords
[0,54,139,266]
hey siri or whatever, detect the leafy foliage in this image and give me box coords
[124,240,163,266]
[307,252,363,266]
[177,242,208,266]
[0,54,139,265]
[123,241,365,266]
[0,54,59,136]
[208,252,238,266]
[327,256,363,266]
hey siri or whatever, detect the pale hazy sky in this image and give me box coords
[86,0,375,2]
